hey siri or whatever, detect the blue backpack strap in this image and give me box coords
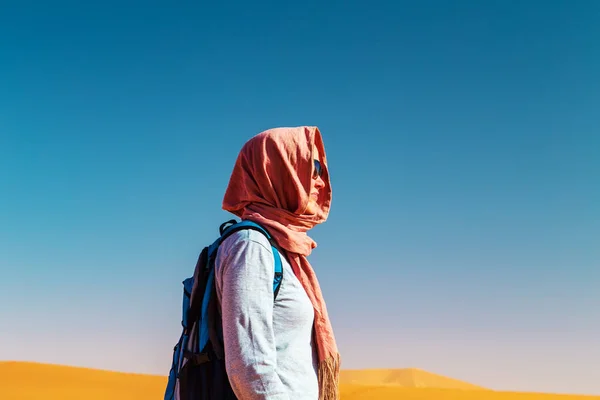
[198,220,285,356]
[219,219,283,298]
[272,246,283,298]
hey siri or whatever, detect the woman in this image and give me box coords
[214,126,340,400]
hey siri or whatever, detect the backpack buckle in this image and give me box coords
[184,350,212,366]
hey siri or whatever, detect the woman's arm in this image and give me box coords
[215,230,289,400]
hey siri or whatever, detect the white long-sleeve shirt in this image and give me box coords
[214,228,319,400]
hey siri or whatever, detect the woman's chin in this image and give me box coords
[304,201,318,216]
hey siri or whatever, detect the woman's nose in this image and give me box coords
[314,175,325,188]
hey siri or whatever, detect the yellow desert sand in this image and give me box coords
[2,361,599,400]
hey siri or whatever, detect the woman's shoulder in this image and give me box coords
[218,227,274,258]
[215,227,278,286]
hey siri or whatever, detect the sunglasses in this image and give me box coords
[313,159,323,179]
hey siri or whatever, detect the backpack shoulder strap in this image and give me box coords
[218,219,283,299]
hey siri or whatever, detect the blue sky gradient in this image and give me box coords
[1,0,599,395]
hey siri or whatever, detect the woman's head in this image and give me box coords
[222,126,331,229]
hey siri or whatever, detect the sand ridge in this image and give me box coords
[339,367,488,389]
[2,361,599,400]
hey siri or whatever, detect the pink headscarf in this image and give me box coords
[222,126,340,400]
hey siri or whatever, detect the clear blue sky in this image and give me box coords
[1,0,599,395]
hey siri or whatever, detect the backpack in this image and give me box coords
[164,219,284,400]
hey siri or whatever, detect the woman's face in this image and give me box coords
[305,144,326,215]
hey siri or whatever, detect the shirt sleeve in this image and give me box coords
[215,230,290,400]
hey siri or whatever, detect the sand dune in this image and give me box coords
[340,367,488,390]
[0,361,164,400]
[1,361,599,400]
[340,384,600,400]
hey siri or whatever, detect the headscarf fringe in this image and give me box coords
[318,353,341,400]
